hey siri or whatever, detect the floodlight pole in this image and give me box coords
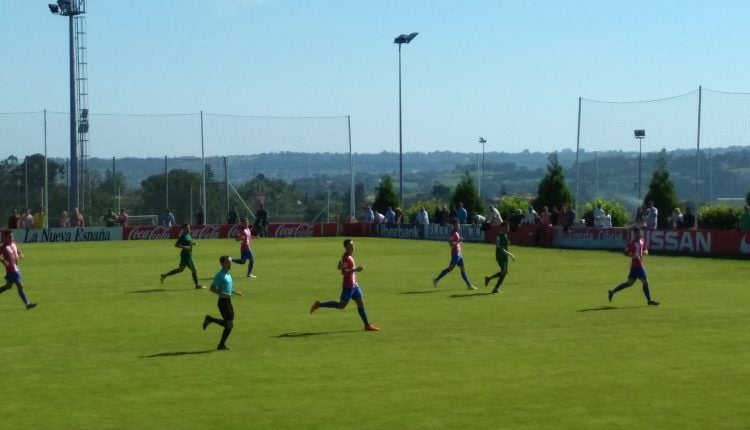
[479,137,486,202]
[49,1,85,211]
[634,129,645,200]
[394,32,418,208]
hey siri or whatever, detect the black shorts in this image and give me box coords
[218,298,234,321]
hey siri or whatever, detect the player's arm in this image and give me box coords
[503,249,516,262]
[232,290,243,297]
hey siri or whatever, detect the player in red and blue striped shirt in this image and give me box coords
[0,230,37,309]
[608,226,659,306]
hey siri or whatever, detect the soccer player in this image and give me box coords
[233,218,257,278]
[309,239,380,331]
[484,221,516,294]
[433,218,477,290]
[608,226,659,306]
[0,230,37,310]
[160,224,204,289]
[203,256,243,350]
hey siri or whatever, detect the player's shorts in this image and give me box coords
[339,284,363,302]
[180,253,196,271]
[218,297,234,321]
[628,267,647,280]
[4,271,21,284]
[238,249,254,262]
[450,255,465,266]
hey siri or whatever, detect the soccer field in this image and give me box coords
[2,237,748,429]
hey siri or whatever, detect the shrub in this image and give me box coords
[581,198,629,227]
[496,195,532,220]
[404,198,446,224]
[696,204,742,230]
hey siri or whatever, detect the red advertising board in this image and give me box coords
[123,223,338,240]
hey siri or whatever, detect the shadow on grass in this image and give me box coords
[140,349,215,358]
[399,290,442,295]
[125,288,196,294]
[275,330,360,338]
[449,292,495,298]
[577,305,651,312]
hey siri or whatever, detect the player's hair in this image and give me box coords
[451,218,460,224]
[241,217,249,223]
[500,221,509,228]
[343,238,353,248]
[181,223,189,229]
[219,255,231,264]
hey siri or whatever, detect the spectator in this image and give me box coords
[487,205,503,226]
[70,207,85,227]
[226,207,239,225]
[7,209,20,229]
[740,205,750,231]
[538,206,551,227]
[34,206,46,228]
[509,208,524,230]
[601,209,613,228]
[195,206,205,226]
[457,203,468,224]
[416,207,430,226]
[374,211,385,224]
[385,206,396,224]
[634,204,647,227]
[118,209,129,227]
[473,212,486,225]
[441,206,451,225]
[564,206,576,231]
[669,208,683,229]
[255,204,268,237]
[58,210,70,227]
[361,205,375,223]
[103,209,118,227]
[593,203,605,228]
[681,206,697,230]
[550,206,559,227]
[521,205,538,225]
[556,206,568,232]
[394,207,404,225]
[160,208,175,227]
[20,209,34,229]
[645,201,658,229]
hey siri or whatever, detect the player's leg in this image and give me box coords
[216,298,234,350]
[640,275,658,305]
[186,259,202,288]
[609,277,636,302]
[0,278,12,294]
[162,262,186,281]
[246,250,255,278]
[457,260,475,289]
[15,280,35,309]
[492,262,508,293]
[434,262,456,286]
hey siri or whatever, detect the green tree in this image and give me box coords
[451,171,482,216]
[431,183,452,201]
[581,198,629,227]
[373,174,398,214]
[533,152,574,211]
[140,169,202,223]
[643,153,680,228]
[237,176,302,222]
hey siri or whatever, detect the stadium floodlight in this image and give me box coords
[634,129,645,199]
[479,137,486,201]
[394,31,418,208]
[47,0,85,212]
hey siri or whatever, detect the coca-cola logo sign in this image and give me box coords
[273,223,315,238]
[192,225,222,239]
[126,226,177,240]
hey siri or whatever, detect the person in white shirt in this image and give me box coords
[601,209,613,228]
[416,207,430,225]
[487,205,503,226]
[521,206,538,225]
[593,203,606,228]
[645,201,658,229]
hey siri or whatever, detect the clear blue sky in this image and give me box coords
[3,0,750,158]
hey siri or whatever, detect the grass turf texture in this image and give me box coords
[2,237,748,429]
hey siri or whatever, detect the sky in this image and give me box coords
[3,0,750,158]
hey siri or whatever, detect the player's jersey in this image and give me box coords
[176,232,194,256]
[495,232,510,262]
[627,238,647,268]
[341,254,357,288]
[238,227,252,252]
[1,242,20,273]
[212,270,233,297]
[450,230,462,257]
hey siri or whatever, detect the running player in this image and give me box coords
[608,226,659,306]
[160,224,204,289]
[0,230,37,309]
[310,239,380,331]
[203,256,243,350]
[433,218,477,290]
[484,221,516,294]
[233,218,257,278]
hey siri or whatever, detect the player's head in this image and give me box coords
[631,225,642,237]
[181,223,190,233]
[451,218,460,229]
[2,229,12,243]
[219,255,232,270]
[343,238,354,252]
[500,221,509,231]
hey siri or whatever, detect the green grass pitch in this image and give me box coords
[2,237,748,429]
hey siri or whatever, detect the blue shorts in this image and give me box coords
[5,271,21,284]
[628,267,647,280]
[339,284,363,302]
[450,255,465,267]
[238,249,254,262]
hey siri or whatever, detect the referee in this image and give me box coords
[203,256,243,350]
